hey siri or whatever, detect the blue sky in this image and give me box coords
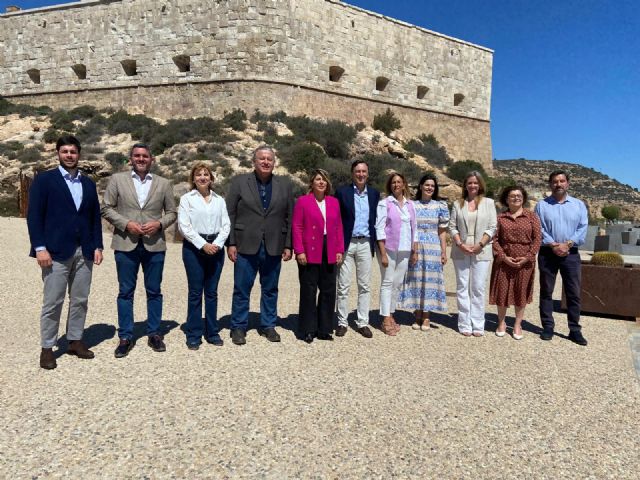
[3,0,639,188]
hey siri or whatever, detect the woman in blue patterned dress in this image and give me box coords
[400,173,449,330]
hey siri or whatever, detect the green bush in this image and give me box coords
[279,142,328,175]
[0,141,24,159]
[105,152,128,170]
[404,134,452,169]
[372,108,401,135]
[0,194,19,217]
[446,160,487,184]
[281,116,356,159]
[223,109,247,131]
[0,97,52,117]
[601,205,621,222]
[42,129,60,144]
[49,111,76,132]
[486,176,516,200]
[16,147,42,163]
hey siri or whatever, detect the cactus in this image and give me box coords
[591,251,624,267]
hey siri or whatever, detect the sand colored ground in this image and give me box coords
[1,217,638,479]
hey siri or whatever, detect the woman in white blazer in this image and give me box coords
[449,171,497,336]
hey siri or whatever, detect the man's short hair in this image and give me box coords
[56,135,81,154]
[129,143,152,158]
[549,169,569,183]
[252,145,276,162]
[351,159,369,172]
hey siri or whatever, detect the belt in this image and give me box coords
[199,233,219,242]
[352,235,369,240]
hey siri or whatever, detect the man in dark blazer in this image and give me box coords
[334,159,380,338]
[27,135,104,370]
[226,145,293,345]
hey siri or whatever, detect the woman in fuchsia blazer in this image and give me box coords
[292,169,344,343]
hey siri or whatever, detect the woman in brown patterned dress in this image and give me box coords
[489,186,541,339]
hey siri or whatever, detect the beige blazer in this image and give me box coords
[101,171,177,252]
[449,197,497,261]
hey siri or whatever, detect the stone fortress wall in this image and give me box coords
[0,0,494,167]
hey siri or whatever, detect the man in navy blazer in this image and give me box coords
[27,135,103,370]
[334,159,380,338]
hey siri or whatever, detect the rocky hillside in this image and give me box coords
[493,159,640,222]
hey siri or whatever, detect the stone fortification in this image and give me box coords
[0,0,494,167]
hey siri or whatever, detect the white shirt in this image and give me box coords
[131,170,153,207]
[316,198,327,235]
[178,189,231,250]
[58,165,83,210]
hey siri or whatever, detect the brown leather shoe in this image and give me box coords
[356,326,373,338]
[67,340,95,359]
[335,325,348,337]
[40,348,57,370]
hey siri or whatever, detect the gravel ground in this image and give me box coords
[1,217,638,479]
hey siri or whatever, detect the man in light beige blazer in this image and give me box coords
[101,143,177,358]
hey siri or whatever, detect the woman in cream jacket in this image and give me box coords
[449,171,497,336]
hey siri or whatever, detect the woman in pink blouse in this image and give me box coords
[292,169,344,343]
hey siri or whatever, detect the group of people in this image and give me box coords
[28,135,589,370]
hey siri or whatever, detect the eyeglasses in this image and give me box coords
[508,194,523,199]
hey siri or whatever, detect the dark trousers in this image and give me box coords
[182,241,225,345]
[538,247,582,333]
[231,241,282,331]
[297,239,337,336]
[115,243,165,340]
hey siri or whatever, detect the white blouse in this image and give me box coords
[178,189,231,250]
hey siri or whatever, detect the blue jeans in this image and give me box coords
[115,243,165,340]
[231,241,282,331]
[182,241,225,345]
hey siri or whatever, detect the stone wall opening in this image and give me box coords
[417,85,429,99]
[173,55,190,73]
[329,66,344,82]
[454,93,465,106]
[121,60,137,76]
[375,76,389,92]
[71,64,87,80]
[26,69,40,84]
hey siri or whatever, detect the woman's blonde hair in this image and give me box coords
[384,171,411,199]
[189,162,215,190]
[459,170,486,207]
[307,168,333,195]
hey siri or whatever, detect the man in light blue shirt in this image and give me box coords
[534,170,588,345]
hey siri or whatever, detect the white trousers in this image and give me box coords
[336,238,372,327]
[453,257,491,334]
[378,250,410,317]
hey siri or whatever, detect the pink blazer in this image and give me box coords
[292,193,344,264]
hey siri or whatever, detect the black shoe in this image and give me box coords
[335,325,348,337]
[540,330,554,341]
[40,348,57,370]
[148,335,166,352]
[230,329,246,345]
[207,336,224,347]
[303,333,314,344]
[187,343,200,351]
[568,330,588,346]
[258,327,281,343]
[317,333,334,341]
[356,326,373,338]
[114,339,133,358]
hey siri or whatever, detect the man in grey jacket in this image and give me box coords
[101,143,177,358]
[226,145,293,345]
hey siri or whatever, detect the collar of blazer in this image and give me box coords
[54,167,86,210]
[126,171,160,207]
[460,198,489,236]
